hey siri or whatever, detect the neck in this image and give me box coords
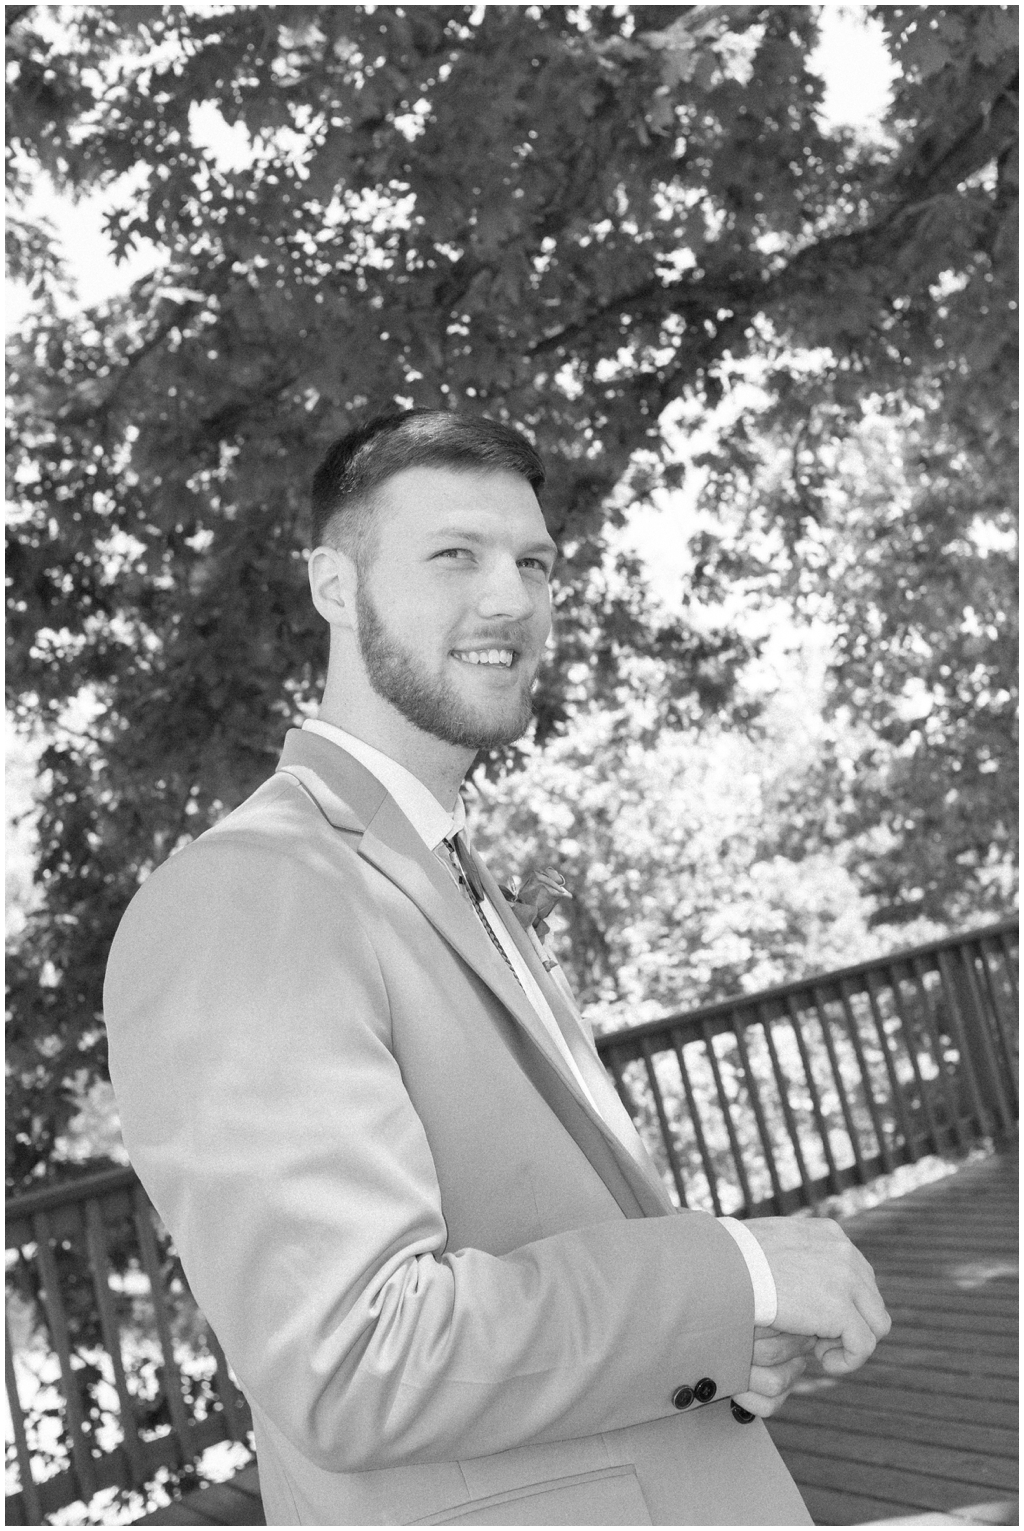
[316,697,475,812]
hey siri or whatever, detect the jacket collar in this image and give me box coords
[275,729,672,1218]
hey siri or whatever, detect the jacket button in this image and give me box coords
[672,1385,695,1410]
[694,1377,717,1403]
[731,1402,756,1424]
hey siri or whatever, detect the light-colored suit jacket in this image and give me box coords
[104,729,811,1526]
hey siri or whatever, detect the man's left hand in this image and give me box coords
[732,1327,816,1418]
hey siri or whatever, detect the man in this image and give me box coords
[105,411,889,1526]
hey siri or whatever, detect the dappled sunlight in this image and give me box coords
[948,1260,1019,1289]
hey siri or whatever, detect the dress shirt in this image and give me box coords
[301,717,776,1325]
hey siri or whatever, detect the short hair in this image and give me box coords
[310,409,546,559]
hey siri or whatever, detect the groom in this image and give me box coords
[104,410,888,1526]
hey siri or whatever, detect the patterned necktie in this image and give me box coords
[440,834,522,987]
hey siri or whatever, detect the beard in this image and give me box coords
[355,582,537,750]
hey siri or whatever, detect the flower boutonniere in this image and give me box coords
[501,867,590,1033]
[500,868,574,989]
[500,867,573,940]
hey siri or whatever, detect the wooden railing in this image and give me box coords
[5,919,1018,1524]
[5,1169,252,1526]
[596,919,1019,1216]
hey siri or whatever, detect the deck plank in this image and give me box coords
[767,1147,1019,1526]
[779,1396,1017,1458]
[768,1421,1018,1492]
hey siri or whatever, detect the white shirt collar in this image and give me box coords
[301,719,466,850]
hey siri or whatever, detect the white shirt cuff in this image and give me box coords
[717,1216,778,1326]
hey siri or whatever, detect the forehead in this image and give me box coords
[372,465,552,545]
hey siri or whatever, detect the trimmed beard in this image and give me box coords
[355,580,536,749]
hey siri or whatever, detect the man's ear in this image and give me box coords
[308,544,359,630]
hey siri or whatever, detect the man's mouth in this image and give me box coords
[451,647,516,669]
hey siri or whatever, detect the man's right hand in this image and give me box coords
[745,1216,891,1375]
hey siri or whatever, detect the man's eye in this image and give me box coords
[434,548,472,560]
[519,557,551,575]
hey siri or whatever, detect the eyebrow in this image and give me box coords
[430,526,558,560]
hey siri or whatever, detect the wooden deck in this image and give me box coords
[136,1149,1018,1528]
[768,1147,1018,1526]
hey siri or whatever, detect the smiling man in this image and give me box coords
[104,411,888,1526]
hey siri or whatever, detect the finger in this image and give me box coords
[853,1280,892,1342]
[747,1356,808,1398]
[818,1309,878,1374]
[844,1250,892,1339]
[731,1389,777,1418]
[732,1372,804,1420]
[752,1332,816,1366]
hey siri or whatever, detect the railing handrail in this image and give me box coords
[595,915,1019,1054]
[5,1164,139,1229]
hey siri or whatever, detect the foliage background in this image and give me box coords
[5,3,1018,1193]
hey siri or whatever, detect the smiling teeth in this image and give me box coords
[454,649,514,666]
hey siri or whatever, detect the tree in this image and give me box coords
[688,6,1018,921]
[695,376,1017,928]
[6,4,1017,1188]
[470,696,942,1031]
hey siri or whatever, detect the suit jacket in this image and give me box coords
[104,729,811,1526]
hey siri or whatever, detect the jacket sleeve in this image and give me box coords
[104,832,756,1474]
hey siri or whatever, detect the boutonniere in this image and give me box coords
[501,867,587,1025]
[500,867,573,940]
[501,869,574,983]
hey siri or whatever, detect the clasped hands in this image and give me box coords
[732,1216,892,1419]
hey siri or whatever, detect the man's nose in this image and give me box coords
[476,556,536,620]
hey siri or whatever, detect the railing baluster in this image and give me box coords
[884,963,943,1156]
[835,979,894,1173]
[605,1044,640,1120]
[863,972,917,1158]
[33,1210,98,1503]
[5,1311,43,1526]
[757,1005,818,1209]
[670,1033,724,1215]
[784,993,841,1194]
[997,930,1018,1005]
[730,1012,785,1213]
[978,937,1018,1090]
[640,1040,688,1207]
[811,986,868,1182]
[700,1020,753,1214]
[955,942,1015,1131]
[83,1198,148,1487]
[936,948,995,1136]
[204,1324,250,1443]
[909,955,969,1151]
[132,1189,195,1462]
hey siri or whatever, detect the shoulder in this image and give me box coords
[109,769,368,953]
[157,769,353,883]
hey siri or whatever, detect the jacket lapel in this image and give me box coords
[276,731,672,1218]
[470,851,675,1210]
